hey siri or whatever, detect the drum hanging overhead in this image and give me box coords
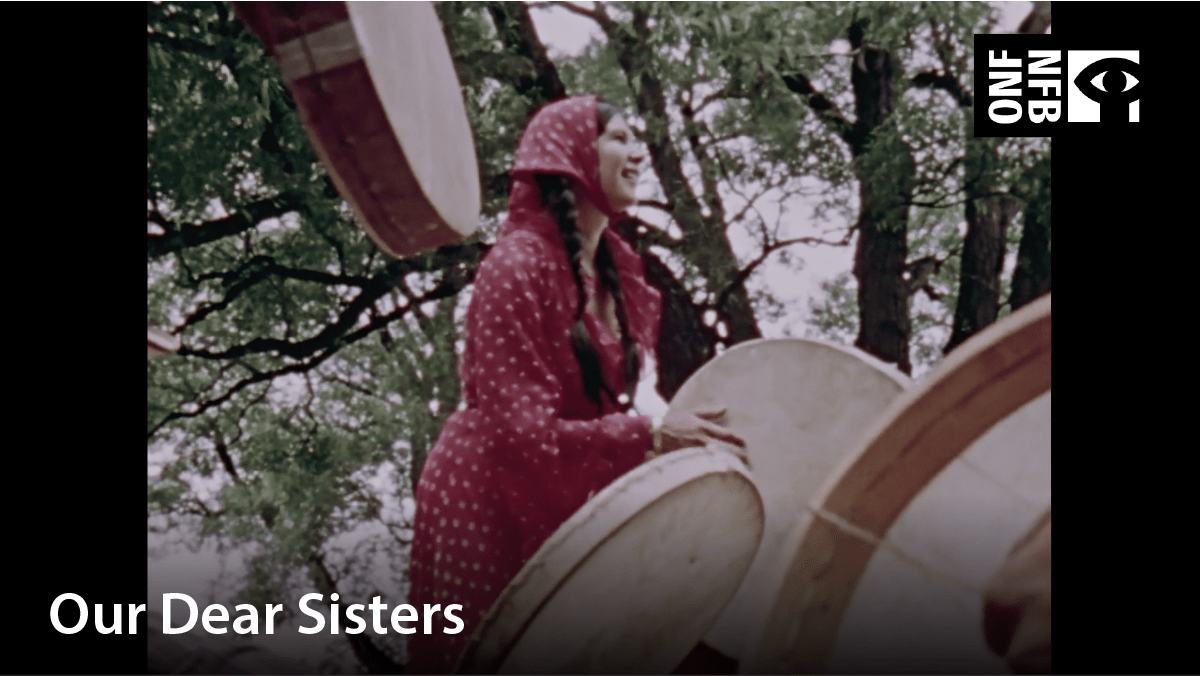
[741,294,1052,674]
[455,446,765,675]
[234,2,480,258]
[665,339,911,666]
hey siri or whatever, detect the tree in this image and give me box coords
[148,2,1050,670]
[934,2,1051,352]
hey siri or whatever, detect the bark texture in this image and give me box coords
[848,25,916,374]
[945,3,1051,352]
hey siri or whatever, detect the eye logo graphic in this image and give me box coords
[1067,51,1141,122]
[972,35,1145,137]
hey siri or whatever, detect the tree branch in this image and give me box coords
[150,260,477,440]
[148,194,308,259]
[778,66,857,147]
[618,215,683,252]
[211,424,244,484]
[485,1,567,108]
[678,93,726,224]
[1017,2,1052,35]
[179,256,371,332]
[178,242,486,360]
[636,199,673,213]
[309,553,405,674]
[548,1,604,25]
[326,371,385,400]
[714,231,854,311]
[904,190,1012,209]
[911,69,973,107]
[693,69,769,113]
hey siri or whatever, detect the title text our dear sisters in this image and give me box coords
[50,593,463,635]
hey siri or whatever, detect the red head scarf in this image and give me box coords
[504,95,617,219]
[498,95,661,358]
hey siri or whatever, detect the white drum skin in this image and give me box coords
[742,294,1051,674]
[456,445,765,674]
[666,339,911,665]
[234,2,480,259]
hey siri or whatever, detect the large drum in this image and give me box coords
[234,2,480,258]
[666,339,911,665]
[455,445,765,674]
[742,294,1052,673]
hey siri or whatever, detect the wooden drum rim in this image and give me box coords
[743,293,1051,673]
[233,2,481,259]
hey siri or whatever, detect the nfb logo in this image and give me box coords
[973,35,1142,137]
[1068,51,1141,122]
[987,50,1062,125]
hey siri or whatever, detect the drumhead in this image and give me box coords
[455,445,764,674]
[826,390,1050,673]
[666,339,910,663]
[742,294,1052,674]
[236,2,480,258]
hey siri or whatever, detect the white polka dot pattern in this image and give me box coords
[406,97,664,674]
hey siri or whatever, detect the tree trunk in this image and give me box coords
[853,178,913,374]
[625,10,761,350]
[945,188,1018,352]
[648,253,721,399]
[483,2,567,111]
[612,219,719,400]
[1017,2,1053,35]
[602,6,760,388]
[848,36,915,375]
[945,3,1051,352]
[1009,157,1051,311]
[311,555,406,674]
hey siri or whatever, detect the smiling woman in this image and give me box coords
[595,106,644,213]
[403,95,746,673]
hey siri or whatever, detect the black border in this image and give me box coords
[8,4,149,673]
[1050,3,1188,674]
[9,2,1186,674]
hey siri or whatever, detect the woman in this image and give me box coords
[406,96,745,673]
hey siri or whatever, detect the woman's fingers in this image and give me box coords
[705,436,751,468]
[702,420,746,448]
[659,408,746,457]
[691,406,727,421]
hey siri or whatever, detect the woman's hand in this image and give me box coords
[658,407,748,465]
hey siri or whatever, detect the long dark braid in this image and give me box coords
[536,173,611,410]
[595,238,642,399]
[591,99,642,403]
[534,102,642,411]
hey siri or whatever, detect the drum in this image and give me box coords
[455,445,765,674]
[982,507,1052,673]
[233,2,480,258]
[666,339,912,665]
[741,294,1052,674]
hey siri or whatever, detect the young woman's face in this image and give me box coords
[596,114,645,212]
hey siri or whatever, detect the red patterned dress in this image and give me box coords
[405,96,662,673]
